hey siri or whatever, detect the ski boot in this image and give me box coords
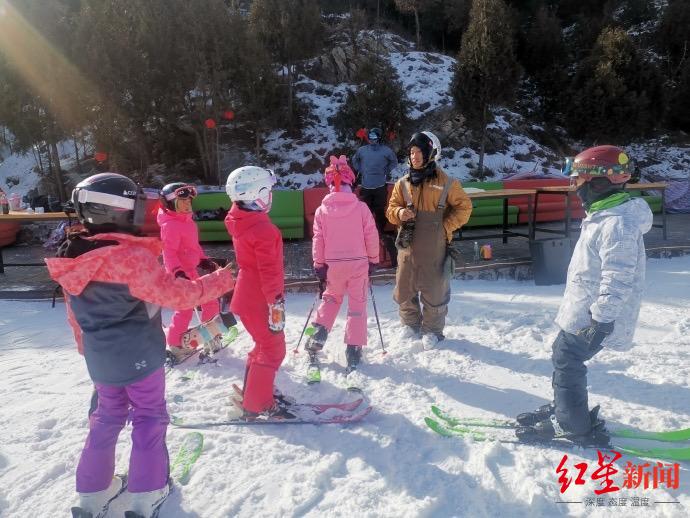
[71,474,127,518]
[305,323,328,354]
[516,401,556,427]
[124,479,172,518]
[243,402,298,421]
[166,344,196,365]
[421,332,444,350]
[345,345,362,374]
[345,345,365,392]
[199,335,223,364]
[516,405,611,447]
[305,324,327,384]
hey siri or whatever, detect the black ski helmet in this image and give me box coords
[408,131,441,167]
[368,127,383,142]
[72,172,146,234]
[160,182,197,212]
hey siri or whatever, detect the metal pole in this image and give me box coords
[217,127,221,188]
[293,291,320,354]
[369,283,387,355]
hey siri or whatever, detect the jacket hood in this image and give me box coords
[319,192,362,219]
[156,207,193,226]
[589,196,653,234]
[45,233,162,296]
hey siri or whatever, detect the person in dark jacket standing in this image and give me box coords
[47,173,234,518]
[352,127,399,266]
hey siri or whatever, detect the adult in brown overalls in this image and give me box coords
[386,131,472,347]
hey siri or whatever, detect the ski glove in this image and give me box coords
[368,262,378,276]
[198,258,220,272]
[174,269,189,280]
[578,319,614,350]
[314,264,328,282]
[268,296,286,333]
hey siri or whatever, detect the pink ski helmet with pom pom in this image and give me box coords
[324,155,355,192]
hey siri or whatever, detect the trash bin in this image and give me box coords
[529,238,575,286]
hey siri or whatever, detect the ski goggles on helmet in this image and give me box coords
[165,185,197,201]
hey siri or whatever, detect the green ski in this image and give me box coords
[425,418,690,462]
[431,405,690,443]
[170,431,204,485]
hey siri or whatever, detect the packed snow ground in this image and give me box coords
[2,256,690,517]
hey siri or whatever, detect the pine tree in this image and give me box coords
[333,56,410,151]
[523,4,566,118]
[658,0,690,73]
[0,0,81,201]
[563,27,664,141]
[667,58,690,132]
[394,0,425,48]
[249,0,324,128]
[451,0,521,178]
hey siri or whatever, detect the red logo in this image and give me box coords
[556,451,680,495]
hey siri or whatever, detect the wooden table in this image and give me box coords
[533,182,668,240]
[0,211,72,273]
[456,189,536,243]
[533,185,579,239]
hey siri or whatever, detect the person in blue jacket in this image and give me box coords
[352,127,399,267]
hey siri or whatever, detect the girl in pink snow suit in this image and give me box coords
[306,155,380,371]
[157,182,222,358]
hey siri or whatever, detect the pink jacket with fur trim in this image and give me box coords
[312,192,379,266]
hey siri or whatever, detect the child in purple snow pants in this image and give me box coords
[76,368,169,493]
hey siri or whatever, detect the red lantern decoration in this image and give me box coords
[223,110,235,121]
[204,118,217,129]
[355,128,367,141]
[94,151,108,163]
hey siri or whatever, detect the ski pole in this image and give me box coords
[293,291,320,354]
[369,283,387,355]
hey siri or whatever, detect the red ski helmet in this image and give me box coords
[568,145,632,185]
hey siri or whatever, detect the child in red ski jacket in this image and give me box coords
[224,166,289,418]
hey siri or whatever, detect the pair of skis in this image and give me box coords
[425,406,690,461]
[170,395,371,429]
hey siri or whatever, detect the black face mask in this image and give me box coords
[409,162,436,186]
[575,177,620,209]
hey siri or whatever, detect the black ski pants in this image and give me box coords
[359,185,397,266]
[551,330,604,434]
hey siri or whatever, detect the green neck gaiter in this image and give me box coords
[587,192,631,213]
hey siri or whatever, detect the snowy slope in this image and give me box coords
[2,256,690,517]
[0,139,80,198]
[261,38,690,188]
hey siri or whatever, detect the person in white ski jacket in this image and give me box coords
[555,188,653,348]
[518,145,653,445]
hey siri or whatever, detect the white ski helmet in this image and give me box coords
[226,165,277,212]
